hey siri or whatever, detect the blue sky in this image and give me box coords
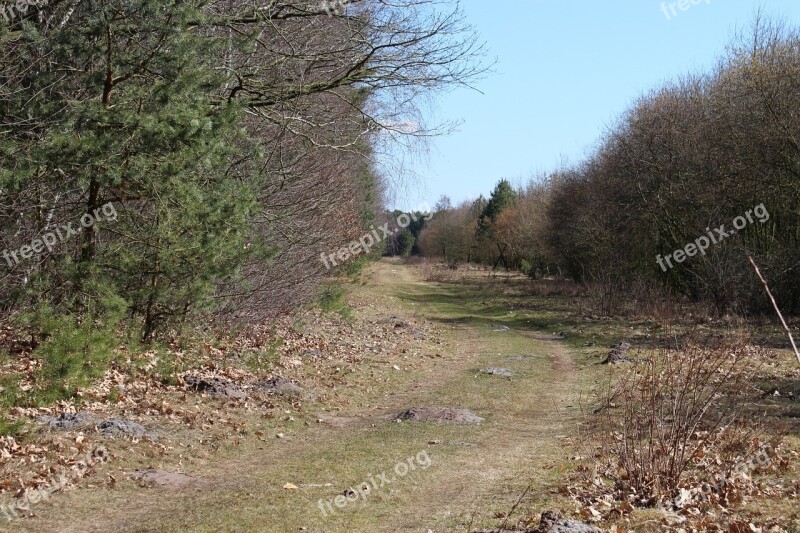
[392,0,800,210]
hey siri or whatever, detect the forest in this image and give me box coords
[419,17,800,318]
[1,3,800,532]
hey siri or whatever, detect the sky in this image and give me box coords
[391,0,800,211]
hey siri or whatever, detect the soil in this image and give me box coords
[390,406,485,424]
[252,376,306,397]
[129,470,198,490]
[183,374,248,399]
[480,367,515,377]
[601,342,633,365]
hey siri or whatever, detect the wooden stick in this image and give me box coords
[748,256,800,366]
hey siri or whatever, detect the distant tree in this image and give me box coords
[472,195,488,217]
[435,195,453,212]
[473,179,517,265]
[396,228,416,257]
[493,182,550,275]
[417,199,479,262]
[480,179,517,227]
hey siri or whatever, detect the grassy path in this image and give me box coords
[13,261,593,532]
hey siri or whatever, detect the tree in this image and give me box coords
[0,0,488,338]
[435,195,453,213]
[480,179,517,227]
[395,228,415,257]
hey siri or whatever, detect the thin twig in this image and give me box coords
[466,512,475,533]
[748,255,800,366]
[498,483,532,532]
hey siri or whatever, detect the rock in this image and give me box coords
[392,407,484,424]
[38,413,153,440]
[602,342,633,365]
[343,483,371,498]
[480,367,515,377]
[252,376,305,397]
[37,412,99,431]
[533,511,602,533]
[183,374,248,399]
[130,469,197,489]
[492,325,510,331]
[301,349,324,359]
[97,419,149,439]
[478,511,601,533]
[388,316,411,329]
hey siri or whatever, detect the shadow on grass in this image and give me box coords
[392,277,624,349]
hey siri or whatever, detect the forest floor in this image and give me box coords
[1,259,798,532]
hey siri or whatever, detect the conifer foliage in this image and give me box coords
[0,0,484,338]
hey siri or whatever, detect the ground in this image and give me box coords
[1,259,798,532]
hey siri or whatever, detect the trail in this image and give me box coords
[12,261,588,532]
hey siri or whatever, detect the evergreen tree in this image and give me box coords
[395,228,415,257]
[1,1,265,338]
[480,179,517,227]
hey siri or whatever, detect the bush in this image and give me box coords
[593,340,768,505]
[18,291,127,406]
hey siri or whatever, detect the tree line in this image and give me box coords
[419,16,800,316]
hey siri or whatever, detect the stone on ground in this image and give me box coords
[392,407,484,424]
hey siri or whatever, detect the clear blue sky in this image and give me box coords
[392,0,800,211]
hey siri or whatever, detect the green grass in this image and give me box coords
[0,414,24,436]
[242,340,282,374]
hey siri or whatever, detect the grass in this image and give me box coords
[4,260,593,532]
[0,416,24,436]
[4,259,797,531]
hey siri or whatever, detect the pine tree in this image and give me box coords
[1,1,265,338]
[480,179,517,227]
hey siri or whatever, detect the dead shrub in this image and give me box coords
[524,278,584,298]
[593,340,772,506]
[417,261,476,283]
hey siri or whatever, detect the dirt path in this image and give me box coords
[10,261,589,532]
